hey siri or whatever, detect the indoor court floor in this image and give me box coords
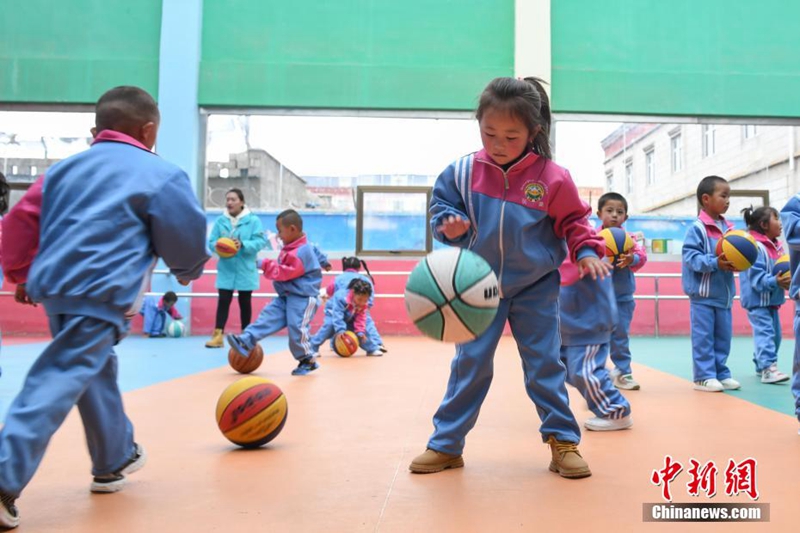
[0,335,798,532]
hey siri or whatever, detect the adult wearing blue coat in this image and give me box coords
[205,189,267,348]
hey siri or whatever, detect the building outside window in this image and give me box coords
[702,124,716,157]
[743,125,758,139]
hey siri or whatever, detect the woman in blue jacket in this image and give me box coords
[205,189,267,348]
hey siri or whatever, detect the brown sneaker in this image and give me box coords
[205,328,224,348]
[546,436,591,479]
[409,448,464,474]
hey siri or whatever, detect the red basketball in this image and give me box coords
[228,343,264,374]
[216,237,238,258]
[333,331,359,357]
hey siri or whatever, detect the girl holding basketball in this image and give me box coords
[409,77,609,479]
[205,188,267,348]
[739,206,790,384]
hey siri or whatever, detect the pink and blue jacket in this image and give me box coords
[330,289,368,335]
[681,211,735,309]
[430,149,604,298]
[260,234,321,298]
[739,231,786,309]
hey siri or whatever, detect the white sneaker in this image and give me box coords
[366,350,383,357]
[761,364,790,384]
[720,378,741,390]
[610,369,640,391]
[694,378,724,392]
[584,415,633,431]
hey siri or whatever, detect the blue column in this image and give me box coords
[156,0,205,334]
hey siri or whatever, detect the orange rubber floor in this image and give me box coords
[11,337,800,532]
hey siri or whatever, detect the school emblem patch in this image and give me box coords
[523,181,546,204]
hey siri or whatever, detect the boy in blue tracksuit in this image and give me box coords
[310,279,381,356]
[0,86,210,529]
[558,258,632,431]
[739,206,790,384]
[313,256,386,354]
[140,292,182,337]
[227,209,323,376]
[682,176,739,393]
[779,193,800,433]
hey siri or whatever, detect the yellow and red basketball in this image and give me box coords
[215,237,238,258]
[599,227,634,257]
[333,331,359,357]
[773,254,790,277]
[715,230,758,271]
[216,376,287,448]
[228,343,264,374]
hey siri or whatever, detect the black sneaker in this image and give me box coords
[0,492,19,529]
[90,443,147,494]
[291,358,320,376]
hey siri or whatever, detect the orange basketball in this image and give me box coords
[216,376,287,448]
[215,237,238,258]
[228,343,264,374]
[333,331,359,357]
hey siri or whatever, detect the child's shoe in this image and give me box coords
[761,364,789,384]
[291,358,319,376]
[226,334,252,357]
[610,369,640,391]
[379,344,388,353]
[366,350,383,357]
[546,436,591,479]
[0,492,18,529]
[720,378,741,390]
[205,328,224,348]
[408,449,464,474]
[693,378,724,392]
[90,443,147,494]
[584,415,633,431]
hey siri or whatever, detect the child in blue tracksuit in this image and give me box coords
[310,279,381,356]
[227,209,323,376]
[596,192,647,391]
[313,256,385,354]
[0,86,210,529]
[739,206,790,384]
[408,77,609,479]
[779,194,800,433]
[140,292,182,337]
[682,176,740,393]
[558,258,632,431]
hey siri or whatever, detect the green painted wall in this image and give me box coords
[0,0,162,104]
[552,0,800,118]
[199,0,514,110]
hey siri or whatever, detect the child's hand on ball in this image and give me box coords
[437,215,471,240]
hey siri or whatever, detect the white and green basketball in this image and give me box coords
[166,320,185,338]
[404,248,499,343]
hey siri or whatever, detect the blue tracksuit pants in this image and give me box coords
[141,306,167,336]
[0,314,135,497]
[427,272,580,456]
[690,301,732,382]
[241,294,318,361]
[610,299,635,374]
[746,306,781,373]
[561,344,631,419]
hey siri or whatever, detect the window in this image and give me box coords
[625,160,633,194]
[11,165,18,174]
[743,125,757,139]
[702,124,716,157]
[240,168,248,178]
[670,134,682,173]
[30,166,37,176]
[644,148,655,185]
[605,170,614,191]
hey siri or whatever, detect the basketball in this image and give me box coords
[773,254,790,277]
[166,320,185,338]
[599,227,634,257]
[715,230,758,271]
[333,331,359,357]
[404,248,499,343]
[228,343,264,374]
[216,376,287,448]
[215,237,238,258]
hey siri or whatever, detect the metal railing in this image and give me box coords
[0,270,743,337]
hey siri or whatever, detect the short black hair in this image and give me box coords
[597,192,628,213]
[348,278,372,296]
[741,205,778,234]
[696,175,728,205]
[277,209,303,231]
[163,291,178,305]
[95,86,159,135]
[0,171,8,214]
